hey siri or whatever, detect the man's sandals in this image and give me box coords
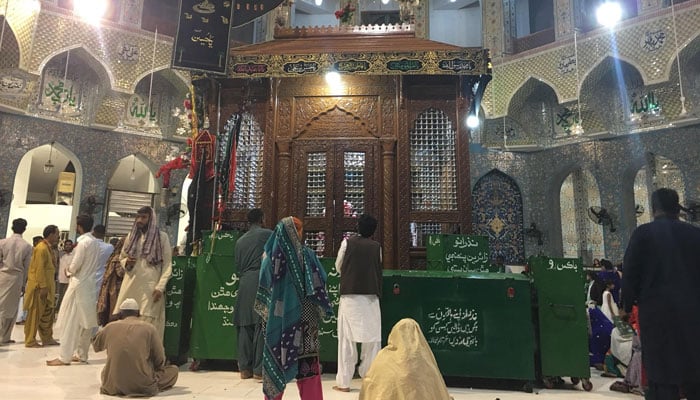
[332,386,351,392]
[46,358,70,366]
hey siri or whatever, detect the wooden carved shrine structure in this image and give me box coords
[220,24,491,269]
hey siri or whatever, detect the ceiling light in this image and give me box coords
[325,71,341,86]
[74,0,108,25]
[315,0,323,5]
[596,2,622,27]
[130,155,137,181]
[43,141,55,174]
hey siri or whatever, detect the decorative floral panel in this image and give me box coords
[471,169,525,263]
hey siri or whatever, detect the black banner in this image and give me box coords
[232,0,284,27]
[172,0,234,75]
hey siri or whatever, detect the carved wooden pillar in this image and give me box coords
[380,137,396,269]
[276,139,292,219]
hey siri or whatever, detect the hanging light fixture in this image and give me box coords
[129,155,136,181]
[669,0,687,116]
[571,29,585,136]
[43,141,55,174]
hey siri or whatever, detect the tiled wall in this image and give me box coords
[0,112,185,243]
[470,125,700,263]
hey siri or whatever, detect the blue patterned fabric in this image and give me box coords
[256,217,333,399]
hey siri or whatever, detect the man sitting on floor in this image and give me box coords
[92,298,178,397]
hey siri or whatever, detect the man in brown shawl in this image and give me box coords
[114,206,172,338]
[96,237,125,326]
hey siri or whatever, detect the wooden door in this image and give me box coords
[292,140,380,257]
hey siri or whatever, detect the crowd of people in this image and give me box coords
[1,187,698,400]
[583,188,700,400]
[0,206,178,397]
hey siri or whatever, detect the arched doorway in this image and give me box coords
[7,142,83,240]
[104,154,159,237]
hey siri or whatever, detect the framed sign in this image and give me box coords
[172,0,234,75]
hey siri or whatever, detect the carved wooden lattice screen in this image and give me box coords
[228,113,264,210]
[409,108,458,247]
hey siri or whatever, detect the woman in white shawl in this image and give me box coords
[360,318,452,400]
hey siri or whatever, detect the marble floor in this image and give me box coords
[1,325,638,400]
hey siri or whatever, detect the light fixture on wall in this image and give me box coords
[129,155,136,181]
[74,0,108,25]
[669,0,687,116]
[596,1,622,28]
[571,29,584,136]
[466,114,480,129]
[43,141,55,174]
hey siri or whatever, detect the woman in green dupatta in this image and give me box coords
[256,217,333,400]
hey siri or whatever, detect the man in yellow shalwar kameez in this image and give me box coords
[23,225,60,348]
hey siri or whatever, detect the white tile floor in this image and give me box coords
[1,325,636,399]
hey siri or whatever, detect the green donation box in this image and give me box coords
[190,231,242,360]
[426,234,495,272]
[318,258,340,363]
[381,270,535,381]
[164,256,197,359]
[530,256,591,388]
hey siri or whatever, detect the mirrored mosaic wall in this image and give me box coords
[470,124,700,264]
[559,169,605,263]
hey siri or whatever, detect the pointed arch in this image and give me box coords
[559,168,605,262]
[130,66,190,94]
[296,105,376,138]
[507,76,562,112]
[662,27,700,83]
[0,16,21,69]
[578,54,649,90]
[35,45,117,92]
[471,169,525,263]
[107,153,159,193]
[506,77,560,141]
[7,141,84,238]
[579,56,646,134]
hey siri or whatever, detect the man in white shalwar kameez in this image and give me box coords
[0,219,33,345]
[114,206,172,339]
[47,214,102,366]
[92,225,114,297]
[334,214,383,392]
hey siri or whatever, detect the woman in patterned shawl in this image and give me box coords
[256,217,333,400]
[96,237,125,326]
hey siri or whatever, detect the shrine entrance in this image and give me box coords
[291,139,381,257]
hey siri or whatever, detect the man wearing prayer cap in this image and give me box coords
[92,298,179,396]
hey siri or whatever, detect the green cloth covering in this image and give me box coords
[256,217,333,399]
